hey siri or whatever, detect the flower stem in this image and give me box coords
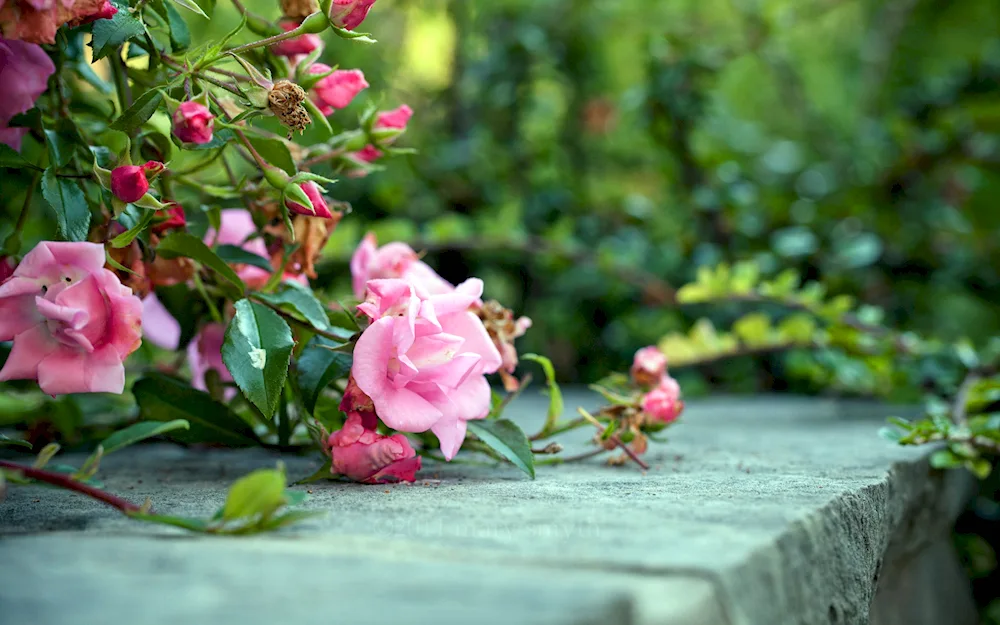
[0,460,143,514]
[2,171,41,256]
[225,26,307,57]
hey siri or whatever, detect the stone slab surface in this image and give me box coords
[0,393,978,625]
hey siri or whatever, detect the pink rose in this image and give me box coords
[172,101,214,145]
[0,242,142,395]
[374,104,412,130]
[285,181,335,219]
[110,161,163,204]
[630,345,667,386]
[350,232,454,300]
[352,278,502,459]
[327,0,376,30]
[328,412,421,483]
[1,0,110,44]
[271,21,322,58]
[140,293,180,351]
[187,322,235,396]
[348,105,411,169]
[0,38,55,151]
[309,66,367,115]
[641,375,684,424]
[67,0,116,25]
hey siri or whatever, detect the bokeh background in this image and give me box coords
[110,0,1000,387]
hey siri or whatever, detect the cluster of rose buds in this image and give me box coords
[631,346,684,424]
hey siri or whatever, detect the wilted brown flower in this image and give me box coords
[475,300,532,392]
[268,80,311,137]
[280,0,318,19]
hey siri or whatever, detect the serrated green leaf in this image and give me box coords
[91,0,147,61]
[110,89,163,135]
[162,1,191,50]
[467,419,535,478]
[111,208,156,248]
[222,300,295,417]
[0,143,38,169]
[223,467,286,521]
[133,374,259,446]
[156,232,245,297]
[215,244,274,272]
[98,419,190,455]
[255,282,330,331]
[41,169,90,242]
[296,337,352,414]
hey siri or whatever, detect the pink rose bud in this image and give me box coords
[285,181,335,219]
[641,376,684,424]
[630,345,667,386]
[375,104,413,130]
[0,241,142,395]
[110,161,163,204]
[327,0,377,30]
[271,21,323,57]
[152,203,186,235]
[172,101,214,145]
[68,0,118,26]
[328,412,421,483]
[309,66,368,115]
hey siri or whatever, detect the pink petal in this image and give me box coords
[438,310,503,375]
[141,293,180,350]
[350,233,378,299]
[0,323,57,381]
[12,241,106,281]
[37,344,125,395]
[0,277,41,340]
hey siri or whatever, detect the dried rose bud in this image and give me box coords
[268,80,311,137]
[281,0,318,19]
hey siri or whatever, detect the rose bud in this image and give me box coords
[172,101,215,145]
[326,0,377,31]
[641,376,684,424]
[271,21,323,58]
[152,203,187,235]
[328,412,421,483]
[285,181,335,219]
[110,161,164,204]
[67,0,118,27]
[310,66,368,115]
[630,345,667,387]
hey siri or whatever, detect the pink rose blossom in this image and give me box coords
[309,66,367,115]
[172,101,214,145]
[641,375,684,424]
[350,232,454,300]
[630,345,667,386]
[140,293,180,350]
[0,242,142,395]
[327,0,376,30]
[270,21,322,58]
[328,412,421,483]
[110,161,163,204]
[351,278,502,459]
[187,322,234,396]
[285,181,335,219]
[0,38,55,151]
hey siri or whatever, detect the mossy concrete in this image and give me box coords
[0,393,978,625]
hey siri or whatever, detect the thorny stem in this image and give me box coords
[225,26,310,57]
[0,460,143,514]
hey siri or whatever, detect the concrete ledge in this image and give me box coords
[0,394,978,625]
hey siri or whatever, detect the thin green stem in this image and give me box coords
[192,272,223,323]
[225,26,308,57]
[278,384,292,447]
[3,171,41,255]
[536,448,605,466]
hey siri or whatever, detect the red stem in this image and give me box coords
[0,460,142,514]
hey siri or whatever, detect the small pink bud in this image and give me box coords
[67,0,118,26]
[309,66,368,115]
[641,376,683,424]
[631,345,667,386]
[110,161,163,204]
[152,203,187,235]
[375,104,412,130]
[271,21,323,58]
[285,181,335,219]
[172,101,215,145]
[327,0,377,31]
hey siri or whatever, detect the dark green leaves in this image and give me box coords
[133,374,259,446]
[0,144,35,169]
[222,300,295,417]
[255,282,331,332]
[248,137,297,176]
[467,419,535,479]
[215,245,273,272]
[98,419,190,455]
[0,433,32,450]
[156,232,245,297]
[41,169,90,242]
[91,0,148,61]
[110,89,163,135]
[111,208,155,248]
[297,337,352,414]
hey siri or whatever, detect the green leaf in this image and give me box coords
[156,232,245,297]
[91,0,148,61]
[0,433,32,450]
[292,459,334,485]
[44,130,74,168]
[163,2,191,51]
[98,419,190,455]
[215,244,274,272]
[222,467,287,522]
[253,509,323,532]
[296,337,352,414]
[167,0,208,18]
[0,144,37,169]
[248,137,297,177]
[466,419,535,479]
[255,282,330,331]
[522,354,563,434]
[929,449,963,470]
[205,12,247,61]
[133,374,259,446]
[110,89,163,135]
[41,169,90,242]
[222,300,295,417]
[111,208,156,248]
